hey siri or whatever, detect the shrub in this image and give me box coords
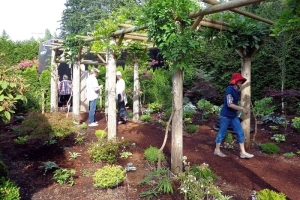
[0,161,8,178]
[0,177,20,200]
[147,102,163,112]
[88,139,119,163]
[93,165,126,188]
[271,134,285,143]
[144,146,165,163]
[81,123,88,129]
[262,114,286,125]
[197,99,214,120]
[224,133,234,143]
[141,114,151,122]
[183,102,197,112]
[183,110,195,118]
[261,142,280,154]
[185,125,199,134]
[253,97,276,121]
[292,117,300,132]
[95,129,107,139]
[162,107,172,120]
[53,168,76,186]
[257,188,286,200]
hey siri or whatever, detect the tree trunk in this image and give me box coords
[171,68,183,173]
[50,50,58,112]
[106,48,117,140]
[132,61,140,122]
[240,55,251,148]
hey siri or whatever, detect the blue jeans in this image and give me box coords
[88,99,97,124]
[215,116,245,143]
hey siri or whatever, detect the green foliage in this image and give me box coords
[20,112,78,143]
[183,110,195,119]
[120,151,132,159]
[93,165,126,189]
[81,122,88,129]
[253,97,276,120]
[141,114,152,122]
[39,69,51,111]
[185,125,199,134]
[263,114,287,125]
[183,102,197,112]
[197,99,214,120]
[292,117,300,132]
[13,136,29,145]
[53,168,76,186]
[271,134,286,143]
[62,34,91,64]
[68,152,81,160]
[261,142,280,154]
[0,160,8,178]
[178,163,227,200]
[147,102,163,112]
[88,139,119,163]
[0,177,20,200]
[95,129,107,139]
[224,133,234,143]
[144,146,165,163]
[0,61,28,124]
[138,168,173,197]
[269,125,279,131]
[257,188,286,200]
[39,161,59,175]
[139,68,172,107]
[283,152,295,157]
[138,0,203,72]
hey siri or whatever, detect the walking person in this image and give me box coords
[214,72,254,159]
[116,71,129,124]
[58,74,72,108]
[86,68,103,127]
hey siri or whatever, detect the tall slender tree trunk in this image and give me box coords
[50,50,58,112]
[132,61,140,122]
[106,48,117,140]
[171,68,183,173]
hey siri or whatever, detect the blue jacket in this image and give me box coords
[220,85,240,118]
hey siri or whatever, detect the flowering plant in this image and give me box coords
[17,58,38,70]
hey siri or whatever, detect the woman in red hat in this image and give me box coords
[214,73,254,159]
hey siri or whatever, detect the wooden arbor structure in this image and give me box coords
[48,0,274,173]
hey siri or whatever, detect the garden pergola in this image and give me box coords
[48,0,274,172]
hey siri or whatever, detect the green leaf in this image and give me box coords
[9,82,17,87]
[1,81,9,89]
[0,95,4,101]
[4,111,11,121]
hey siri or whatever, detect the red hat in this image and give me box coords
[229,73,247,85]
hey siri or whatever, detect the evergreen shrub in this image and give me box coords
[261,142,280,154]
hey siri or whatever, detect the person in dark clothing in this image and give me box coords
[116,71,129,124]
[214,73,254,159]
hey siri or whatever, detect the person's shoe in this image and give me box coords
[118,121,123,125]
[240,152,254,159]
[214,150,227,157]
[94,121,98,124]
[88,122,98,127]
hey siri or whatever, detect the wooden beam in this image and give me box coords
[97,54,106,64]
[127,32,148,37]
[117,34,125,46]
[191,15,204,30]
[202,17,229,26]
[202,0,275,25]
[122,34,149,41]
[189,0,266,18]
[199,21,228,30]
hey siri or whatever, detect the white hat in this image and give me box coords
[116,71,122,76]
[91,68,99,73]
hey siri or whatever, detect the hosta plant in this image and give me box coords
[271,134,285,143]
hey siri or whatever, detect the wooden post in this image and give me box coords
[106,47,117,140]
[132,61,140,122]
[80,70,89,112]
[50,49,58,112]
[241,56,251,148]
[171,68,183,173]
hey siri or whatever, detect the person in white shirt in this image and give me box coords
[116,71,129,124]
[86,68,103,127]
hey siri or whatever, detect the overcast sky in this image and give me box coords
[0,0,66,41]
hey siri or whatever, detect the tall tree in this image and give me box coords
[59,0,141,38]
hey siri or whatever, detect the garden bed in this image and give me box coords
[0,111,300,199]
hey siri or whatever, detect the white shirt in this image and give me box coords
[116,78,127,105]
[86,75,100,101]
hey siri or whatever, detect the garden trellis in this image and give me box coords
[47,0,274,172]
